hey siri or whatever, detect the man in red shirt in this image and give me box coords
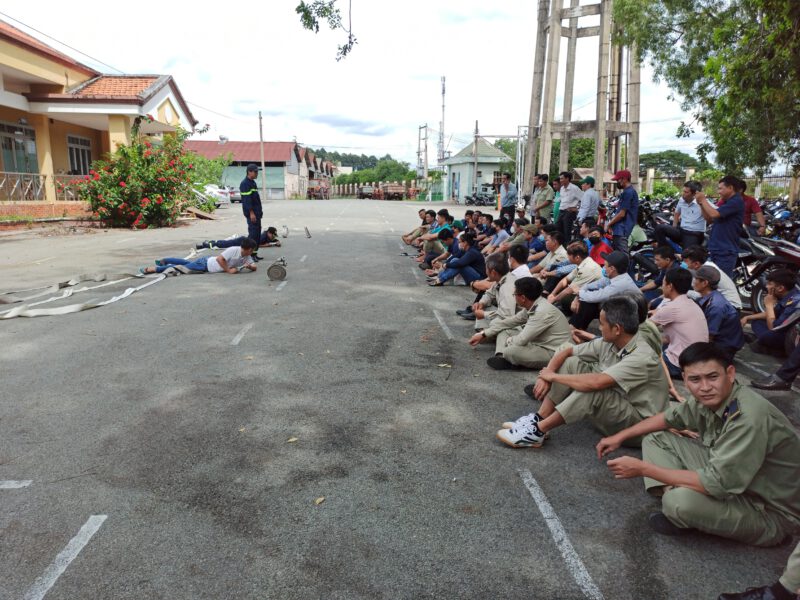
[738,181,765,236]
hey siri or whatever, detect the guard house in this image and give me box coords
[442,137,512,204]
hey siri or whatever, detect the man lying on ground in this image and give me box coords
[597,342,800,547]
[469,276,571,370]
[497,296,668,448]
[196,226,281,252]
[142,238,258,275]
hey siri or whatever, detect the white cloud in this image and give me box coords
[2,0,704,164]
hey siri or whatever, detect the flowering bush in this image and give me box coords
[75,115,203,228]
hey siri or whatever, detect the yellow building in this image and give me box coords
[0,19,196,216]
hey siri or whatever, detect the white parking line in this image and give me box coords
[230,323,254,346]
[398,243,405,250]
[32,256,56,265]
[325,227,331,231]
[114,237,134,244]
[410,267,421,281]
[390,227,395,232]
[0,479,32,489]
[300,255,307,263]
[23,515,107,600]
[519,470,604,600]
[433,309,455,341]
[276,281,288,291]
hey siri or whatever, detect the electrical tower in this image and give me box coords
[522,0,641,195]
[438,76,446,163]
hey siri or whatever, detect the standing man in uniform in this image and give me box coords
[240,163,263,261]
[606,169,639,254]
[597,342,800,547]
[531,174,554,222]
[697,175,745,278]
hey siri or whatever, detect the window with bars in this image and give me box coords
[67,135,92,175]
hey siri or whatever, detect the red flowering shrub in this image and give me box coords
[76,116,207,228]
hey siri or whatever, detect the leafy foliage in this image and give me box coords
[494,139,517,179]
[334,158,416,184]
[651,180,681,197]
[548,138,596,179]
[296,0,357,61]
[72,117,210,228]
[311,148,383,170]
[640,150,709,176]
[614,0,800,174]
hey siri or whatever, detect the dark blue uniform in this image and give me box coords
[240,176,262,251]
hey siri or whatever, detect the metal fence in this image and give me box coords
[645,172,796,200]
[0,171,47,201]
[54,174,84,201]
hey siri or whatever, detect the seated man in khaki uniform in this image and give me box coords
[718,541,800,599]
[496,296,668,448]
[597,342,800,547]
[469,277,572,370]
[467,253,518,328]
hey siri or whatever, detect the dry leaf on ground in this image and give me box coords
[314,496,326,505]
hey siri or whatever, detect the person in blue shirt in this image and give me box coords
[654,180,707,250]
[429,232,486,286]
[697,175,745,278]
[741,268,800,354]
[499,173,518,227]
[239,163,263,261]
[639,246,680,305]
[692,265,745,359]
[605,169,639,254]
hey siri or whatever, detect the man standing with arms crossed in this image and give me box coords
[240,163,263,262]
[556,171,583,243]
[499,173,518,228]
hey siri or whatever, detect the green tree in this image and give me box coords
[548,138,596,179]
[494,138,517,179]
[639,150,702,176]
[296,0,356,60]
[614,0,800,174]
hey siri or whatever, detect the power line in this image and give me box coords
[0,10,125,75]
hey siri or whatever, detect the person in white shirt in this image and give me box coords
[681,245,742,310]
[557,171,583,243]
[577,176,601,224]
[141,238,258,274]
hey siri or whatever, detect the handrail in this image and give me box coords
[0,171,47,201]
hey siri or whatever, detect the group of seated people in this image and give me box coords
[400,204,800,600]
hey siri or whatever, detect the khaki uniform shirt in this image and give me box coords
[572,334,668,418]
[484,297,572,352]
[566,256,603,288]
[479,273,518,319]
[637,320,663,357]
[664,383,800,524]
[539,246,569,271]
[532,185,555,219]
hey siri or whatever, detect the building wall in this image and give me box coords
[448,161,501,203]
[0,201,90,218]
[48,120,104,173]
[0,39,92,90]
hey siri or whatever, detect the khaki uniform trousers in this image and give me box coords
[780,542,800,593]
[496,329,555,369]
[423,239,445,255]
[643,431,794,547]
[407,226,425,242]
[548,357,646,444]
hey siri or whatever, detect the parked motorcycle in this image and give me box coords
[734,234,800,312]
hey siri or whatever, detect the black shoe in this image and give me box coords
[456,307,473,316]
[252,255,263,262]
[419,262,431,270]
[195,242,208,250]
[461,312,476,321]
[487,355,514,370]
[751,375,792,391]
[648,512,689,536]
[743,332,757,344]
[718,582,793,599]
[524,383,536,399]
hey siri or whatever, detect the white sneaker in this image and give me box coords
[496,422,545,448]
[501,412,540,430]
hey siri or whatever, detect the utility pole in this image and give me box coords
[473,120,479,195]
[423,124,428,181]
[438,76,446,163]
[258,111,266,201]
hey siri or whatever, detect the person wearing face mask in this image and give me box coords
[587,226,612,266]
[606,170,639,254]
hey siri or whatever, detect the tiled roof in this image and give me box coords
[0,19,98,76]
[73,76,159,99]
[184,140,298,163]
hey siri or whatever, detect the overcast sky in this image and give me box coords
[3,0,704,166]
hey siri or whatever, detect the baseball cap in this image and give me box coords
[694,265,721,287]
[246,163,260,172]
[521,224,539,233]
[612,170,632,181]
[578,176,595,186]
[452,220,464,229]
[600,250,629,272]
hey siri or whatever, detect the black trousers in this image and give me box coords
[500,205,516,228]
[557,210,577,243]
[569,300,601,330]
[654,224,704,250]
[247,217,262,251]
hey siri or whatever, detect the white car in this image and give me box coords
[201,184,231,208]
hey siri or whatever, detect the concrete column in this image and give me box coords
[607,42,620,172]
[559,0,579,173]
[523,0,551,195]
[685,168,696,182]
[30,114,56,203]
[646,168,655,194]
[107,115,131,151]
[593,0,612,185]
[538,0,563,175]
[627,42,641,186]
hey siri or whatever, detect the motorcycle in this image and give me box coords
[734,234,800,312]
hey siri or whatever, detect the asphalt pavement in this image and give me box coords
[0,199,797,599]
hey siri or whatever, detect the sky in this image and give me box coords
[2,0,705,167]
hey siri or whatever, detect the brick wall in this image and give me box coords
[0,202,92,219]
